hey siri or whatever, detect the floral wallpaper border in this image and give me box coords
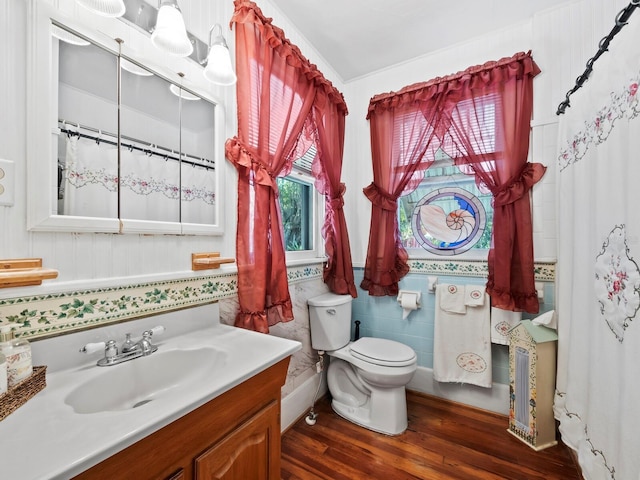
[0,259,553,341]
[408,258,555,282]
[0,263,324,341]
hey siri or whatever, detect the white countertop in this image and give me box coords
[0,315,301,480]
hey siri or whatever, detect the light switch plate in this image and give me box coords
[0,159,15,206]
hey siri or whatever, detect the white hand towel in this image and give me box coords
[465,285,486,306]
[490,307,522,345]
[438,284,466,314]
[434,289,492,388]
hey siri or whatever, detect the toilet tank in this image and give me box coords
[307,292,353,351]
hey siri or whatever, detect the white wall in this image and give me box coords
[340,0,630,267]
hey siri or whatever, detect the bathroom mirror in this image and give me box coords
[28,2,224,235]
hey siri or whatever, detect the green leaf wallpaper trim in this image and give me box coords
[0,260,551,340]
[0,264,323,340]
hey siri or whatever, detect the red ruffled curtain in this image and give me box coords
[312,94,357,297]
[440,52,545,313]
[227,1,355,332]
[361,97,442,296]
[226,1,316,332]
[363,52,544,312]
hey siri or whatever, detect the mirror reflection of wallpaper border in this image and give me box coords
[0,260,554,340]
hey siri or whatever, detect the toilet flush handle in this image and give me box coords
[326,308,336,315]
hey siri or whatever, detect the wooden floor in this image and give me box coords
[281,391,581,480]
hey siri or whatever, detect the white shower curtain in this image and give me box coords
[63,135,118,217]
[62,135,214,224]
[119,148,180,222]
[555,12,640,480]
[180,162,216,225]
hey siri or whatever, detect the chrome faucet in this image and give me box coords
[80,326,165,366]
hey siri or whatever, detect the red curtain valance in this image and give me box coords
[231,1,348,115]
[367,51,540,119]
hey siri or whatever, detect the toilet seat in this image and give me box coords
[349,337,416,367]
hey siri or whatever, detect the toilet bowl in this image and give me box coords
[327,337,417,435]
[308,293,417,435]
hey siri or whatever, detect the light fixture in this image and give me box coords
[203,24,237,86]
[76,0,125,18]
[151,0,193,57]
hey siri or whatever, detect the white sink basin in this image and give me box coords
[65,347,226,414]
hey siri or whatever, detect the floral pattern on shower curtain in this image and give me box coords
[63,135,118,218]
[555,12,640,480]
[62,135,216,223]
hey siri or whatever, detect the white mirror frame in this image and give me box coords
[26,0,225,236]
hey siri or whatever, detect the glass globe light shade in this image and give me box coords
[203,41,237,86]
[151,1,193,57]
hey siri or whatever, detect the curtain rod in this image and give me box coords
[58,120,215,170]
[556,0,640,115]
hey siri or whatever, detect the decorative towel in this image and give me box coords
[464,285,486,306]
[438,284,467,314]
[490,307,522,345]
[433,285,492,388]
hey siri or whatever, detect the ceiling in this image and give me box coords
[268,0,576,81]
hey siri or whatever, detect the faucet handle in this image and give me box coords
[80,342,105,354]
[105,340,118,355]
[149,325,165,337]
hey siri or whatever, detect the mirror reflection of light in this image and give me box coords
[120,58,154,77]
[51,25,90,46]
[169,84,200,101]
[76,0,126,18]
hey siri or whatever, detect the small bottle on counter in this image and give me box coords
[0,325,32,387]
[0,352,7,395]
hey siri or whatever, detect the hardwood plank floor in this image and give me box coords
[281,391,581,480]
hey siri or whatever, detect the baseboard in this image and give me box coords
[281,371,327,432]
[407,365,510,415]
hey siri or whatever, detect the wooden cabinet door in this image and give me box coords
[195,400,280,480]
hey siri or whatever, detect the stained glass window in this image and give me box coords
[398,150,492,255]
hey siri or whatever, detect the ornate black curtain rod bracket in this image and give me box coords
[556,0,640,115]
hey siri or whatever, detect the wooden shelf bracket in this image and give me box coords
[191,252,235,271]
[0,259,59,289]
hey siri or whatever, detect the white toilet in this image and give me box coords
[308,292,417,435]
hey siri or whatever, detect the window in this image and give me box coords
[397,92,501,257]
[398,149,493,256]
[277,146,322,257]
[277,173,314,251]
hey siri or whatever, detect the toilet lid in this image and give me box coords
[350,337,416,367]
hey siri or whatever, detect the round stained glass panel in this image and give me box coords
[410,187,486,255]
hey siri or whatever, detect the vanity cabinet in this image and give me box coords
[73,357,290,480]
